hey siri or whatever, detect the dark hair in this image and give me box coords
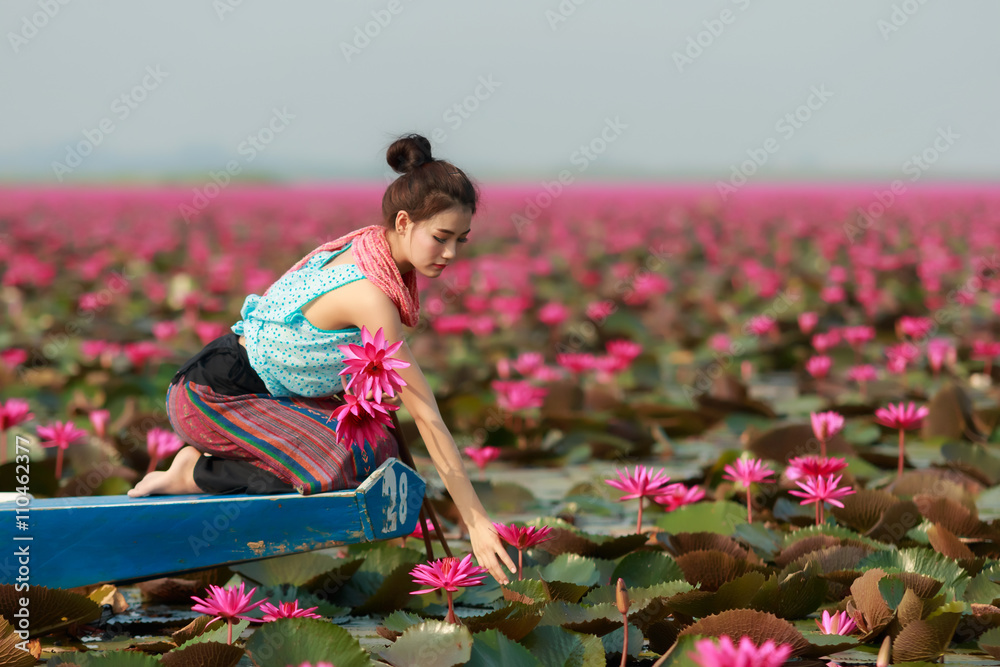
[381,133,479,227]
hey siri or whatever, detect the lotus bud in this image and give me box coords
[876,635,891,667]
[615,577,630,616]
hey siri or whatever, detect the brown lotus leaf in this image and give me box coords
[892,611,962,662]
[170,616,224,645]
[889,469,980,507]
[696,393,776,420]
[889,572,944,600]
[376,625,400,642]
[921,381,988,442]
[747,423,852,463]
[831,488,898,533]
[847,568,894,640]
[675,549,760,592]
[662,532,759,564]
[664,572,767,618]
[865,499,921,544]
[646,618,682,655]
[160,641,245,667]
[463,604,544,641]
[677,609,810,656]
[0,585,101,638]
[822,571,863,600]
[0,617,37,667]
[954,604,1000,643]
[538,529,648,559]
[914,494,997,540]
[137,568,231,603]
[927,523,976,560]
[793,545,871,574]
[775,535,842,568]
[894,588,927,631]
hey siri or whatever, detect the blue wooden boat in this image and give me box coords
[0,457,425,590]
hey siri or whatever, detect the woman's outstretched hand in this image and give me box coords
[467,515,516,585]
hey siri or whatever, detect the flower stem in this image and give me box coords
[147,455,158,474]
[815,502,820,526]
[897,429,905,480]
[745,488,752,524]
[227,619,233,645]
[819,436,826,458]
[636,499,644,534]
[518,549,524,581]
[619,612,629,667]
[446,590,458,624]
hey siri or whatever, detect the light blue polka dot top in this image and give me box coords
[232,241,365,397]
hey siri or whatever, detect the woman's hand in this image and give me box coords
[467,514,516,585]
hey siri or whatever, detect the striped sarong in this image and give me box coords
[165,377,398,495]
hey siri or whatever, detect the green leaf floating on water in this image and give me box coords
[520,625,606,667]
[611,550,684,588]
[378,620,472,667]
[539,553,600,587]
[232,551,362,588]
[245,617,373,667]
[466,628,544,667]
[858,547,969,592]
[174,619,250,651]
[655,500,748,535]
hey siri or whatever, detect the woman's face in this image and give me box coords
[404,206,472,278]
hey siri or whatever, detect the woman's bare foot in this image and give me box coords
[128,446,205,497]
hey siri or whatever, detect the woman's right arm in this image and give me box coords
[337,283,516,583]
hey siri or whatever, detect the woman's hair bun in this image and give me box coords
[386,134,434,174]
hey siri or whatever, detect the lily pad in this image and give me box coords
[655,500,748,535]
[159,641,244,667]
[610,551,684,588]
[0,617,36,667]
[231,552,358,588]
[245,617,372,667]
[465,628,544,667]
[520,625,606,667]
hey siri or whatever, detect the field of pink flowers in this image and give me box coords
[2,183,1000,665]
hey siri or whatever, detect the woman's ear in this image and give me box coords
[395,210,411,235]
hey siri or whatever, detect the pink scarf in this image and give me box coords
[265,225,420,327]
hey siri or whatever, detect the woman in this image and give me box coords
[128,134,516,584]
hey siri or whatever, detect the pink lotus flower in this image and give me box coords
[36,420,89,480]
[326,393,396,450]
[407,518,436,545]
[1,398,34,465]
[811,331,840,353]
[410,554,489,624]
[926,338,956,376]
[798,312,819,335]
[816,609,857,635]
[493,380,547,412]
[152,321,178,341]
[89,409,110,439]
[1,399,33,432]
[847,364,878,383]
[606,465,673,533]
[842,325,875,349]
[785,456,848,482]
[789,474,856,525]
[556,352,596,374]
[897,316,933,340]
[606,339,642,363]
[585,300,615,322]
[971,340,1000,377]
[746,315,777,337]
[809,410,844,457]
[339,326,410,403]
[689,635,793,667]
[805,355,832,379]
[820,285,845,303]
[708,333,732,354]
[146,427,184,473]
[512,352,545,377]
[258,599,322,622]
[190,582,265,644]
[537,302,569,326]
[654,483,705,511]
[0,348,28,370]
[875,401,929,480]
[194,321,230,346]
[124,341,162,370]
[463,445,501,477]
[493,523,553,580]
[723,457,774,523]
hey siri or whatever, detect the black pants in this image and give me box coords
[169,333,296,494]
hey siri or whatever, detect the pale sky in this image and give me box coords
[1,0,997,183]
